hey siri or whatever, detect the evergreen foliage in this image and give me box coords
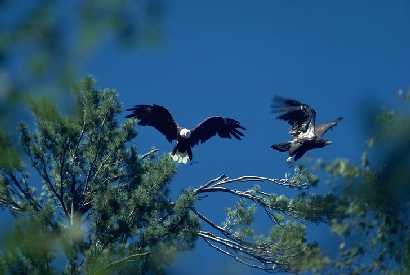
[0,77,198,274]
[314,94,410,274]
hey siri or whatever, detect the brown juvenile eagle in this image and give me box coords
[126,104,245,163]
[270,96,342,162]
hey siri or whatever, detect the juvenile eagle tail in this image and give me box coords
[271,142,291,152]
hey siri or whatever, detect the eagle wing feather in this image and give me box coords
[126,104,178,142]
[271,96,316,137]
[315,117,343,137]
[189,117,245,147]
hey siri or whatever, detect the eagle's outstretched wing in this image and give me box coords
[271,96,316,137]
[189,117,245,147]
[315,117,343,137]
[126,104,178,142]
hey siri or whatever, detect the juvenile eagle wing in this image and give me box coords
[271,96,316,137]
[315,117,343,137]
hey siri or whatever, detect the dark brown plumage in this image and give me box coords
[126,104,178,142]
[126,104,245,163]
[270,96,342,162]
[271,96,317,137]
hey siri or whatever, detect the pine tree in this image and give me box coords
[0,77,198,274]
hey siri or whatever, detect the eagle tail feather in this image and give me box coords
[271,142,291,152]
[170,144,192,164]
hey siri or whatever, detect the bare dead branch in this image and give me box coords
[194,174,310,195]
[193,174,311,221]
[190,208,232,237]
[139,148,159,160]
[202,237,277,272]
[191,208,284,251]
[198,231,285,272]
[191,174,314,272]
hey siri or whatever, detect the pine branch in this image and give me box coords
[83,153,98,197]
[7,172,41,211]
[103,252,150,271]
[59,137,69,199]
[38,154,69,216]
[0,197,22,211]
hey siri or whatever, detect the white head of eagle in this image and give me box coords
[179,128,191,139]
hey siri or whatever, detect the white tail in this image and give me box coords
[170,152,190,164]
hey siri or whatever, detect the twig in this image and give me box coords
[195,174,228,191]
[202,237,277,272]
[38,155,68,216]
[198,231,283,270]
[190,208,232,238]
[103,252,150,271]
[83,151,99,197]
[59,138,69,200]
[214,175,302,188]
[7,173,41,211]
[192,208,284,251]
[139,148,159,160]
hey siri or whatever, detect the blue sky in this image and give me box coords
[1,0,409,273]
[82,1,410,274]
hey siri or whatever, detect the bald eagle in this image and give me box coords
[270,96,342,162]
[126,104,245,163]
